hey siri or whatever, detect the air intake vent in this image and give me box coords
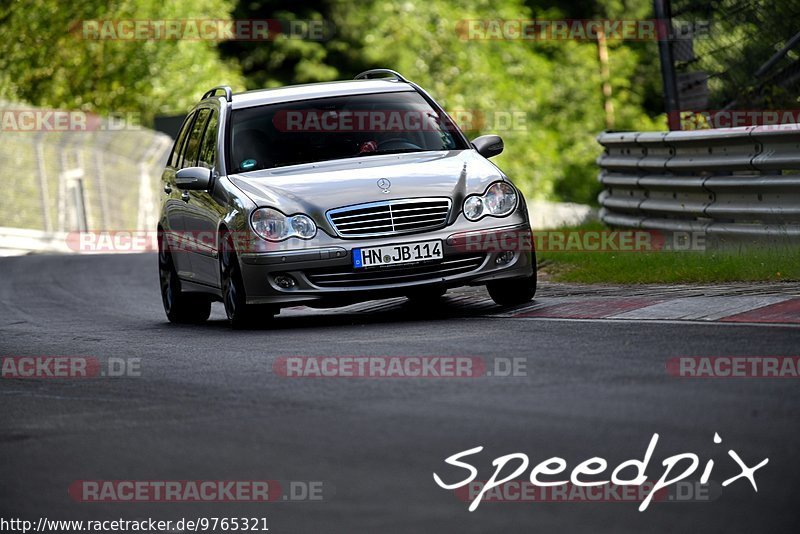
[327,198,451,238]
[306,254,485,288]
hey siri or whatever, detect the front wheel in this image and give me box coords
[158,237,211,324]
[487,274,537,306]
[220,233,275,328]
[487,250,538,306]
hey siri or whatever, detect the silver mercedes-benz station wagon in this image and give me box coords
[158,69,536,326]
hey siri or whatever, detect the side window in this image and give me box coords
[169,112,195,168]
[182,109,211,169]
[197,111,218,170]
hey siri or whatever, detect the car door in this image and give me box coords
[174,108,213,283]
[183,108,228,287]
[161,111,196,277]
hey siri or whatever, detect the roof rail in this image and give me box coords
[202,85,233,102]
[353,69,409,83]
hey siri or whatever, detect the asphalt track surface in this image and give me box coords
[1,253,799,533]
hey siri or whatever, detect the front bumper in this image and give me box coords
[238,222,535,307]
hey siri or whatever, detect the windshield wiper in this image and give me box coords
[353,148,430,157]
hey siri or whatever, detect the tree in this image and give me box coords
[332,0,658,202]
[0,0,244,124]
[1,0,665,204]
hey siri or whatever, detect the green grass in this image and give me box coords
[538,223,800,284]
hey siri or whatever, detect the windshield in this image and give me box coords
[228,91,468,173]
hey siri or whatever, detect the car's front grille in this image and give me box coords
[327,198,451,238]
[305,254,485,288]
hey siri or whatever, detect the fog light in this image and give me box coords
[274,274,297,289]
[495,251,515,265]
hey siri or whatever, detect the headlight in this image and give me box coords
[463,196,484,221]
[251,208,317,241]
[463,182,518,221]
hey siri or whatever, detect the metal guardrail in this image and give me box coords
[596,125,800,238]
[0,227,71,256]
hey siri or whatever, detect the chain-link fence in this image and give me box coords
[1,102,172,244]
[670,0,800,112]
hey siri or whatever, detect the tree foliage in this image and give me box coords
[221,0,661,203]
[0,0,244,123]
[1,0,667,203]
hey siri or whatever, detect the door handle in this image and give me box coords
[164,184,172,194]
[181,191,190,202]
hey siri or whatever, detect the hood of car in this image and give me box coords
[228,149,507,229]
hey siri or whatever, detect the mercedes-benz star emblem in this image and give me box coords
[377,178,391,194]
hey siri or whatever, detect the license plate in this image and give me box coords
[353,240,443,268]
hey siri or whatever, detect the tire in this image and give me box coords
[220,233,275,329]
[487,253,538,306]
[487,274,537,306]
[158,236,211,324]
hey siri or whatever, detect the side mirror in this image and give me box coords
[472,135,504,159]
[175,167,212,190]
